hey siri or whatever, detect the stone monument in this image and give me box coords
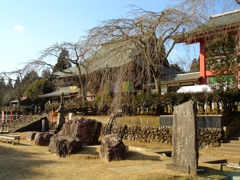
[167,100,199,174]
[56,92,67,131]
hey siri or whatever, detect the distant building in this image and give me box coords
[39,87,79,103]
[52,38,200,97]
[10,97,30,106]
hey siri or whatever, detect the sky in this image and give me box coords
[0,0,238,75]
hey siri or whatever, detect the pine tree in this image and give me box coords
[6,79,13,89]
[53,49,72,73]
[170,63,185,73]
[0,77,5,89]
[189,58,199,72]
[14,76,21,89]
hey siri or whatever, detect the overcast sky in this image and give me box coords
[0,0,238,74]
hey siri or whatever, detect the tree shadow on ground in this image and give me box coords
[71,145,163,162]
[70,145,100,159]
[217,166,240,180]
[73,145,99,155]
[126,151,163,161]
[0,144,57,179]
[190,165,235,179]
[18,142,32,146]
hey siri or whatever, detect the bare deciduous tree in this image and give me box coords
[87,5,199,94]
[25,38,96,101]
[6,0,238,111]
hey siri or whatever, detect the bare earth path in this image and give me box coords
[0,132,239,180]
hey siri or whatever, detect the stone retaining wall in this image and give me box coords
[101,124,223,149]
[71,115,223,148]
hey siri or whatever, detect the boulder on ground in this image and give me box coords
[48,134,82,157]
[26,131,37,141]
[99,134,127,162]
[58,118,102,145]
[34,132,54,146]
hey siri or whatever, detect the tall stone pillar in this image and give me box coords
[56,92,67,131]
[167,100,201,174]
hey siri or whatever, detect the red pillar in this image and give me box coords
[200,41,206,84]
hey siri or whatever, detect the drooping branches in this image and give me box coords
[87,5,199,96]
[24,38,97,101]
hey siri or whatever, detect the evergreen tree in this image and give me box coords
[0,77,6,89]
[170,63,185,73]
[14,76,21,89]
[24,79,51,101]
[40,69,54,93]
[206,35,239,91]
[53,49,72,73]
[22,70,39,84]
[6,79,13,89]
[189,58,199,72]
[41,69,54,81]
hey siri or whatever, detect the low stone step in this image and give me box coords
[230,137,240,141]
[217,146,240,152]
[235,133,240,137]
[229,140,240,144]
[215,149,240,156]
[221,143,240,148]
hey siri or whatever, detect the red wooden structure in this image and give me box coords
[172,10,240,85]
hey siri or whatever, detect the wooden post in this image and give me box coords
[42,119,45,132]
[187,165,190,174]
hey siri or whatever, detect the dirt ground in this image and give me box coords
[0,132,239,180]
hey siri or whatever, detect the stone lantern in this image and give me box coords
[56,92,68,131]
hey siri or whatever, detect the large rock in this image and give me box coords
[48,134,82,157]
[58,118,102,145]
[99,134,127,162]
[34,132,54,146]
[26,131,37,141]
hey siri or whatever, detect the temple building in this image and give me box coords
[171,9,240,87]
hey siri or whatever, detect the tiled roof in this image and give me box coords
[54,40,135,78]
[162,72,201,83]
[54,38,180,78]
[39,87,78,98]
[172,9,240,43]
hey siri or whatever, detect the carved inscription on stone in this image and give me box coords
[172,100,198,172]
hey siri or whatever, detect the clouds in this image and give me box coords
[13,25,24,32]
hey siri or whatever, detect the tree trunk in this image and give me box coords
[18,97,21,106]
[78,78,86,101]
[153,73,161,94]
[76,65,86,101]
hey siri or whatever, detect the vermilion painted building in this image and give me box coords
[172,9,240,86]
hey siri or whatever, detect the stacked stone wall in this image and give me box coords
[101,125,222,148]
[197,128,223,148]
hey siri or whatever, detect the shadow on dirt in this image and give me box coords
[0,144,56,179]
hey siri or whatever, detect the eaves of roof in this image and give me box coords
[55,35,182,78]
[39,87,78,98]
[171,9,240,43]
[161,72,201,83]
[55,40,135,78]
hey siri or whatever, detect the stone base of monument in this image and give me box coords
[166,163,205,175]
